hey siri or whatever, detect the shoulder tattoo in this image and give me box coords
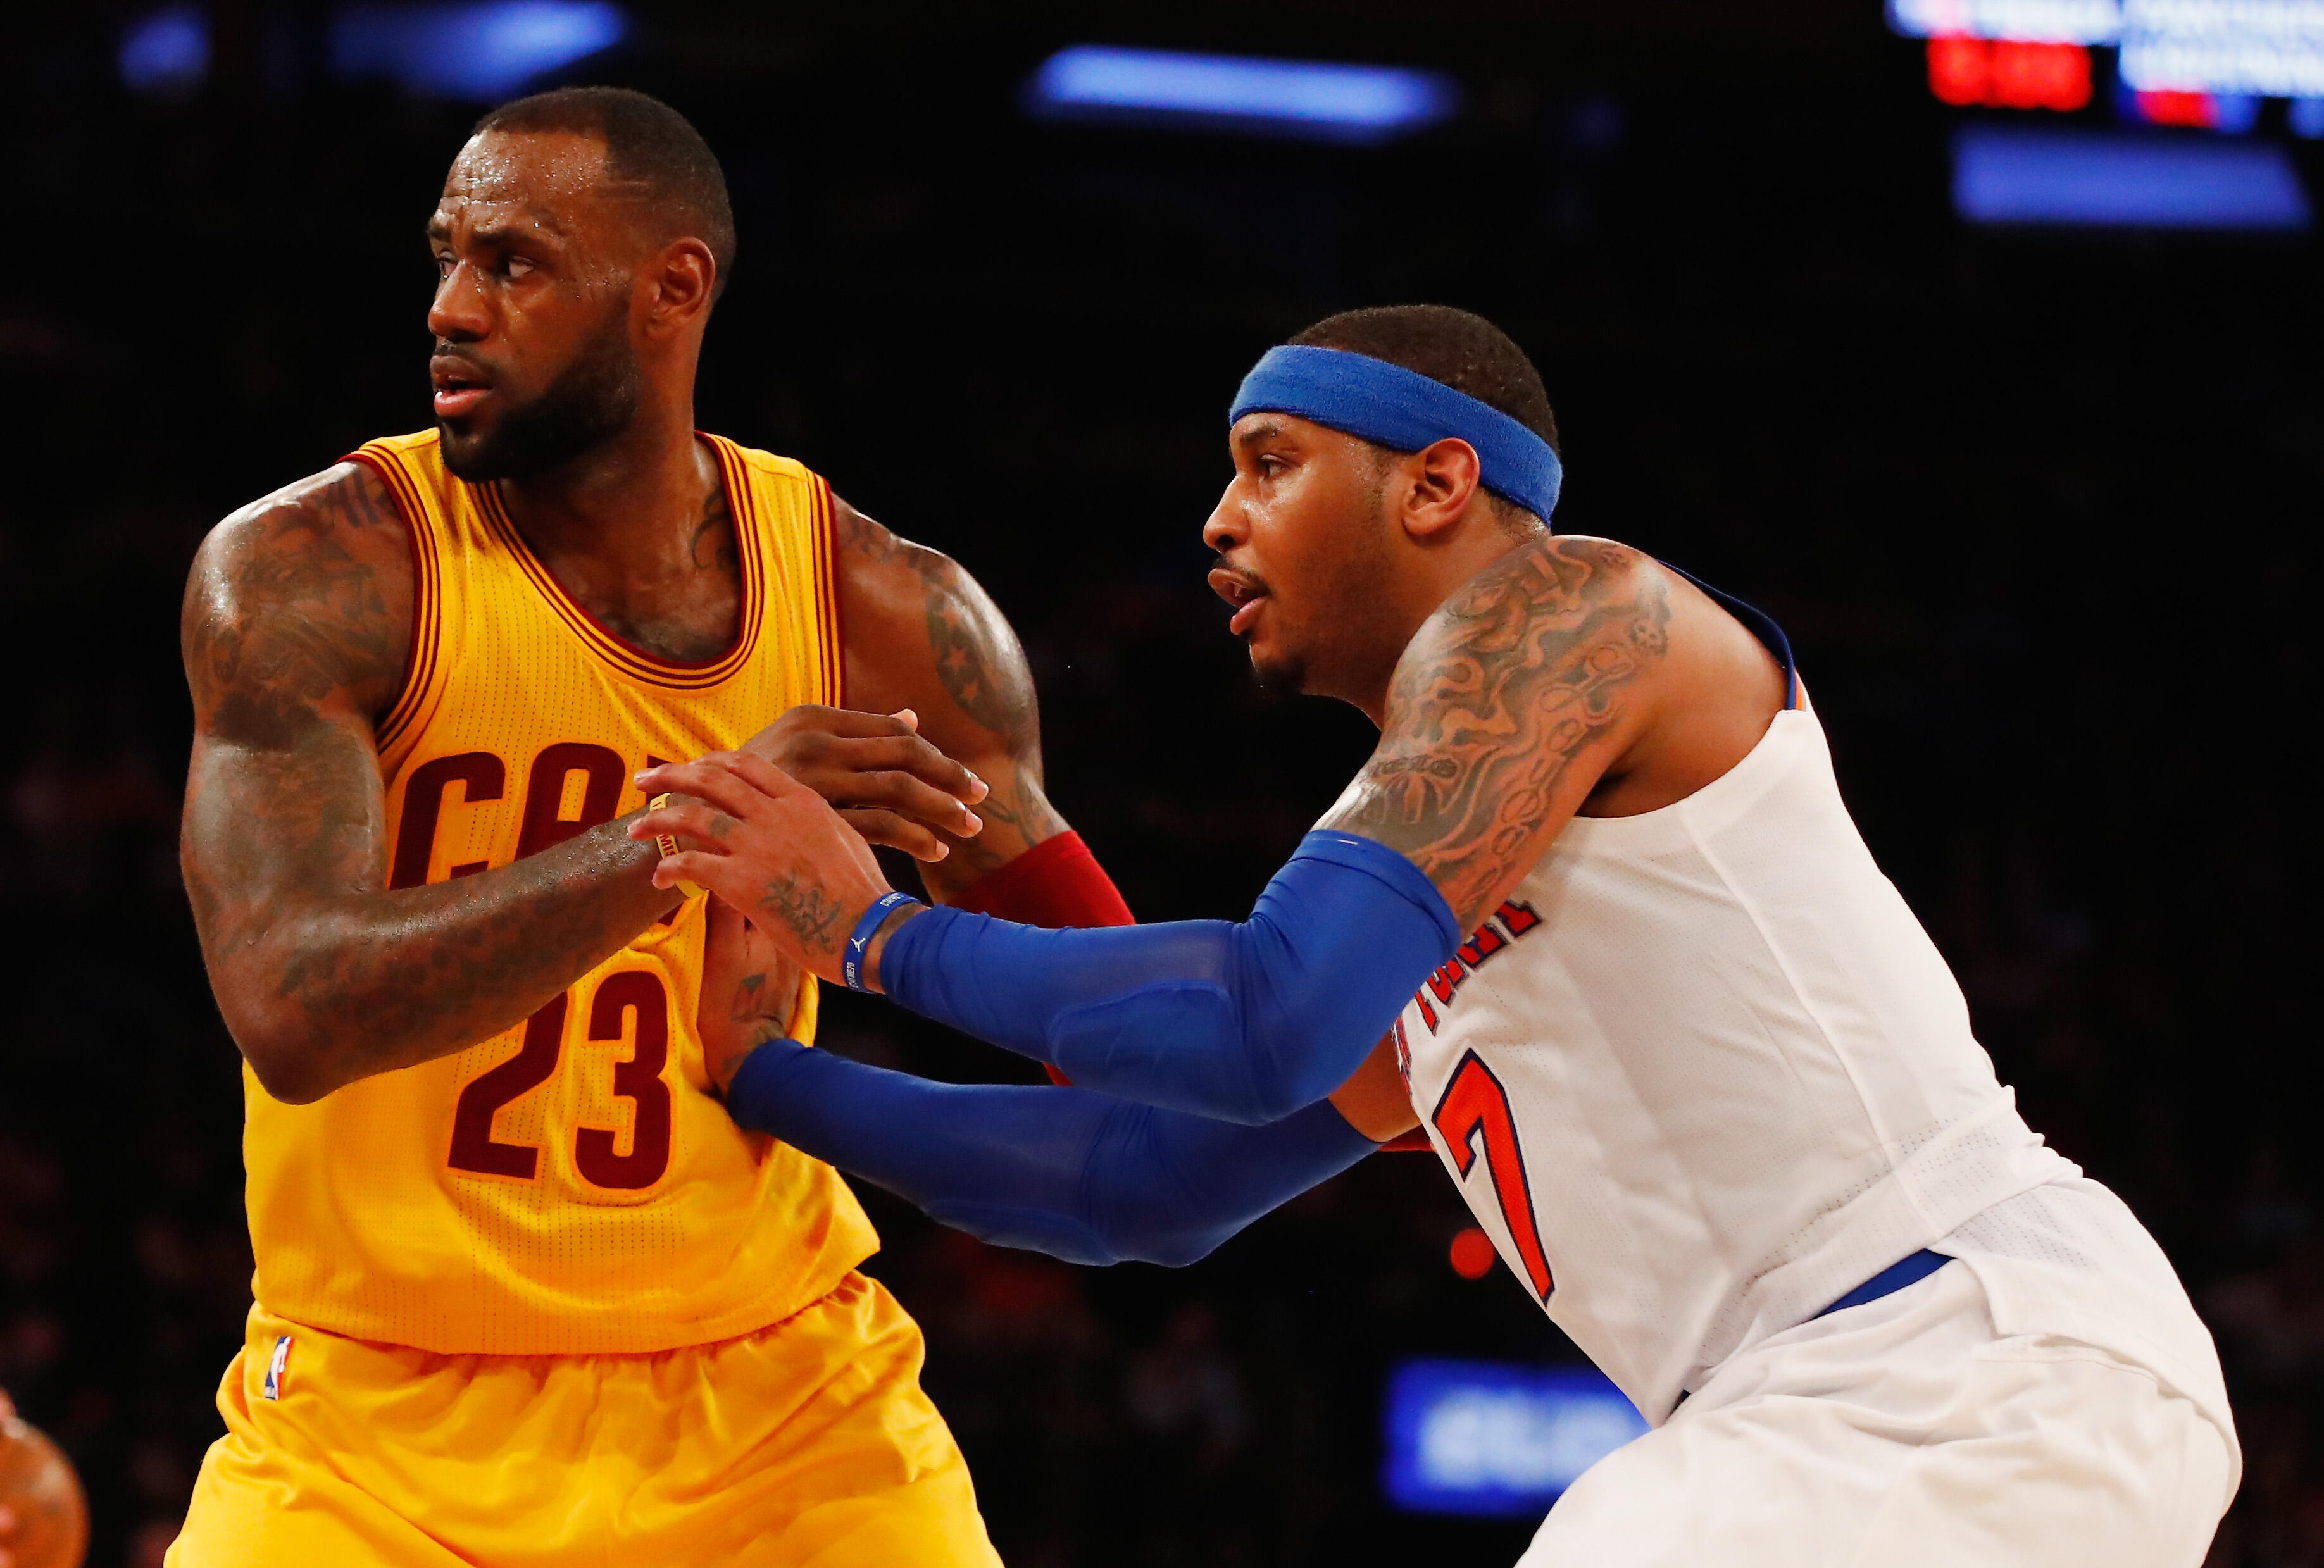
[1323,538,1670,926]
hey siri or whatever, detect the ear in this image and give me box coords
[1394,437,1487,544]
[639,237,717,340]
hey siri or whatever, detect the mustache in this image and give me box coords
[1209,552,1270,598]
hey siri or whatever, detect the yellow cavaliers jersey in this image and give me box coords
[240,430,880,1356]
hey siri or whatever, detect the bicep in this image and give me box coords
[1321,538,1671,931]
[179,472,412,954]
[1328,1033,1420,1142]
[832,499,1066,893]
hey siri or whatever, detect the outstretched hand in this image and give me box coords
[632,752,903,987]
[739,705,987,864]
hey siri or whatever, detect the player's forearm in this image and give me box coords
[198,814,676,1103]
[865,830,1458,1124]
[725,1037,1377,1266]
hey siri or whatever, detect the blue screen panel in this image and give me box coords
[1382,1358,1649,1519]
[1025,46,1457,145]
[332,2,627,101]
[1953,124,2313,228]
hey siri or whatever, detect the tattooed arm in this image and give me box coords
[1320,536,1673,933]
[181,463,685,1105]
[830,496,1070,900]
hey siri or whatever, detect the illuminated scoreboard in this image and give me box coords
[1889,0,2324,132]
[1889,0,2320,228]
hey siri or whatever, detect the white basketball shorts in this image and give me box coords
[1523,1190,2237,1567]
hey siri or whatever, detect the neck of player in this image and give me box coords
[1346,522,1548,730]
[499,383,713,552]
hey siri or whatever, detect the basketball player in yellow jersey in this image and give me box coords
[172,87,1134,1566]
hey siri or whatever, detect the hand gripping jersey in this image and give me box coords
[240,430,878,1355]
[1396,583,2081,1423]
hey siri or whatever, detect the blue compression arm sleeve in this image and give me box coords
[880,830,1461,1124]
[727,1038,1380,1267]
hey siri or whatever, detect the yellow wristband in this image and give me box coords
[647,794,706,900]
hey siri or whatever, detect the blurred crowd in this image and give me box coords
[2,6,2319,1565]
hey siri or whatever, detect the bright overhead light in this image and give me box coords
[331,2,628,101]
[1026,46,1458,144]
[120,5,210,96]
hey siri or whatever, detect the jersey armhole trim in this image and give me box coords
[344,445,439,757]
[815,475,846,708]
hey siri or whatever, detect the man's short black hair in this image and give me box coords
[1289,304,1559,457]
[472,86,737,302]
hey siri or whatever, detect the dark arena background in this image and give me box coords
[1,2,2320,1563]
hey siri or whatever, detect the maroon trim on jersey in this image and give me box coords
[820,475,848,709]
[344,445,437,756]
[468,435,763,690]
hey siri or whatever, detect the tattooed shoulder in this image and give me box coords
[183,461,416,735]
[832,495,1042,750]
[1322,536,1671,928]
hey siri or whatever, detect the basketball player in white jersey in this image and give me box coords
[630,306,2239,1565]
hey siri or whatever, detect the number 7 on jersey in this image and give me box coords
[1432,1050,1556,1302]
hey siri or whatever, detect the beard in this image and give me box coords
[437,313,643,483]
[1244,495,1399,706]
[1248,644,1308,700]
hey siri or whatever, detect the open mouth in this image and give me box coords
[1208,564,1271,638]
[430,355,492,419]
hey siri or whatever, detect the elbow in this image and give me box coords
[1126,1229,1226,1269]
[1239,1062,1336,1127]
[223,1009,338,1105]
[239,1038,333,1105]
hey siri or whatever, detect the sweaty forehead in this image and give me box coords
[1232,411,1359,454]
[435,130,622,233]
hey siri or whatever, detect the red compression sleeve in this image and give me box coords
[948,830,1133,1086]
[949,830,1134,928]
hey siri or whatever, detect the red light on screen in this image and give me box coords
[1927,38,2091,113]
[1449,1227,1498,1279]
[2135,90,2216,128]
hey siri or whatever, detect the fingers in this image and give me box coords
[629,802,737,857]
[834,734,989,820]
[790,704,916,740]
[716,749,809,803]
[639,747,983,843]
[651,849,737,893]
[839,807,949,862]
[775,707,988,806]
[634,757,788,820]
[834,769,983,840]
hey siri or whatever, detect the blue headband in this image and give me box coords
[1228,344,1561,521]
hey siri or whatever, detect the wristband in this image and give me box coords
[844,891,923,992]
[646,795,705,899]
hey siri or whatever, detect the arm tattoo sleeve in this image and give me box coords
[180,464,679,1103]
[834,501,1068,886]
[1321,538,1670,931]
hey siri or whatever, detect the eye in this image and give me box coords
[504,256,535,280]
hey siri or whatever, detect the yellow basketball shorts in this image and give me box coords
[168,1271,1000,1567]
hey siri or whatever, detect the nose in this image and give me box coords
[1201,482,1247,556]
[427,261,490,344]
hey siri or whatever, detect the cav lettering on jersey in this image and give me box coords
[1410,899,1542,1034]
[390,744,653,889]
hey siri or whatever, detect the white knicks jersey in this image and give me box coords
[1393,676,2078,1424]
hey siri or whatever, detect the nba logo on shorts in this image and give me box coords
[262,1335,292,1401]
